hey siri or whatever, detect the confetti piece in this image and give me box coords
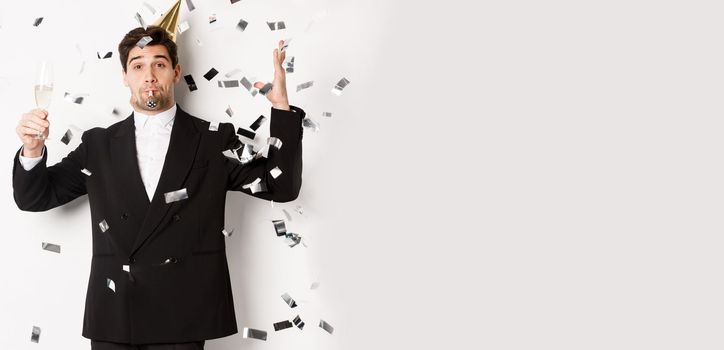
[296,81,314,92]
[136,36,153,49]
[285,56,295,73]
[122,265,130,272]
[204,68,219,81]
[64,92,88,104]
[97,51,112,59]
[273,320,293,331]
[143,1,156,14]
[281,292,298,308]
[60,129,73,145]
[259,82,273,95]
[272,220,287,236]
[293,315,305,329]
[270,167,282,179]
[240,77,253,91]
[33,18,43,27]
[249,115,266,130]
[81,168,92,176]
[135,13,147,29]
[209,14,217,24]
[295,205,303,215]
[310,281,320,289]
[225,105,234,117]
[107,278,116,292]
[323,112,332,118]
[209,122,219,131]
[236,19,249,32]
[177,21,190,34]
[184,75,198,91]
[30,326,41,343]
[242,327,267,341]
[222,228,234,237]
[319,320,334,334]
[225,69,242,78]
[332,77,351,96]
[267,137,282,150]
[185,0,196,11]
[164,188,189,203]
[302,117,320,132]
[237,127,256,140]
[41,242,60,253]
[99,219,110,233]
[218,80,240,88]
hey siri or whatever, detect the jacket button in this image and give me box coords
[173,215,181,222]
[121,213,129,220]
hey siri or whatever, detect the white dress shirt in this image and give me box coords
[19,104,177,202]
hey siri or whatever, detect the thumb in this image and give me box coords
[253,81,265,90]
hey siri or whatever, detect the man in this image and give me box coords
[13,25,304,350]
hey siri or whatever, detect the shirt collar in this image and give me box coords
[133,104,177,130]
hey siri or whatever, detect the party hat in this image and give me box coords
[153,0,181,42]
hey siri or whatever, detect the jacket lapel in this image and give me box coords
[130,107,201,256]
[110,115,150,256]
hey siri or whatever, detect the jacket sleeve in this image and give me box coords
[223,105,304,202]
[12,132,89,211]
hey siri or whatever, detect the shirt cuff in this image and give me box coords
[18,146,45,171]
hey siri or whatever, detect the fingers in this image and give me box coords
[253,81,265,90]
[18,110,50,136]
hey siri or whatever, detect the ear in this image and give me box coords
[174,64,182,83]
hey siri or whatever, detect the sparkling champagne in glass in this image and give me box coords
[34,61,53,140]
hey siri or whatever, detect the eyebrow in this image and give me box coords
[128,55,171,65]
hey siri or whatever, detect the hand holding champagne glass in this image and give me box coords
[16,61,52,157]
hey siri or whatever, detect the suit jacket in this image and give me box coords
[12,105,304,344]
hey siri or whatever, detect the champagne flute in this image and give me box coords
[34,61,53,140]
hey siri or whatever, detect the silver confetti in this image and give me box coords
[136,35,153,49]
[240,77,253,91]
[41,242,61,253]
[281,38,292,52]
[270,166,282,179]
[281,292,298,308]
[267,137,282,150]
[143,1,156,14]
[242,178,261,190]
[296,81,314,92]
[99,219,110,233]
[225,105,234,117]
[293,315,305,329]
[319,319,334,334]
[30,326,41,343]
[185,0,196,11]
[209,122,219,131]
[250,182,267,194]
[332,77,351,96]
[135,13,147,29]
[242,327,267,341]
[285,56,295,73]
[64,92,88,104]
[323,112,332,118]
[122,265,130,272]
[274,320,293,331]
[225,68,243,78]
[259,82,273,95]
[285,233,302,247]
[266,21,276,30]
[33,18,43,27]
[177,21,190,34]
[60,129,73,145]
[218,80,240,88]
[81,168,92,176]
[310,281,320,289]
[295,205,304,215]
[222,228,234,237]
[107,278,116,292]
[164,188,189,203]
[272,220,287,236]
[277,21,286,30]
[302,117,320,132]
[237,19,249,32]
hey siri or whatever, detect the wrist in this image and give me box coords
[22,145,43,158]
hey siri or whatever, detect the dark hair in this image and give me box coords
[118,26,178,73]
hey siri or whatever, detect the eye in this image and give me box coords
[133,64,141,70]
[156,62,165,68]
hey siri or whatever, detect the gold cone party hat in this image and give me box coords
[153,0,181,42]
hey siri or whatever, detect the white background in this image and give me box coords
[1,0,724,349]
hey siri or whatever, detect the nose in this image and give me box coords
[143,67,157,84]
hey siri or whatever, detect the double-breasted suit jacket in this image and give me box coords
[12,105,304,344]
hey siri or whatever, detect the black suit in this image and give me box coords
[12,105,304,344]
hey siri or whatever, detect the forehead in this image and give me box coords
[126,44,171,64]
